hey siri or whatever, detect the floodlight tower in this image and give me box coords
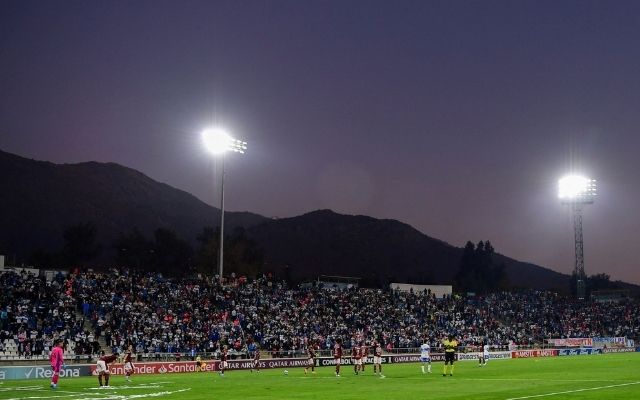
[558,175,597,300]
[202,127,247,282]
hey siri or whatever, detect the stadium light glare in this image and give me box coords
[201,126,247,282]
[558,173,596,301]
[558,175,596,203]
[202,128,247,155]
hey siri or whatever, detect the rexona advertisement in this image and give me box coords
[0,365,91,380]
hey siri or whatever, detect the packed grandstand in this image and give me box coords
[1,268,638,362]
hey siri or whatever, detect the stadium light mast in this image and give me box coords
[202,127,247,283]
[558,175,597,300]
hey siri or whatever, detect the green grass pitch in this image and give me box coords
[1,354,639,400]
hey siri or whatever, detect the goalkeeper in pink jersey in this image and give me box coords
[50,339,64,389]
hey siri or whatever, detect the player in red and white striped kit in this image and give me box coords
[219,345,229,376]
[373,341,385,378]
[351,342,362,375]
[304,343,316,375]
[333,338,343,377]
[123,345,135,382]
[360,341,369,373]
[251,346,261,373]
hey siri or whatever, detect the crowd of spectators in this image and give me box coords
[0,270,99,359]
[2,268,639,360]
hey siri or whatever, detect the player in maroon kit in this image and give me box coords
[96,351,118,387]
[304,343,316,375]
[373,341,385,378]
[251,345,261,373]
[333,338,343,377]
[219,345,229,376]
[351,342,362,375]
[123,345,134,382]
[360,341,369,373]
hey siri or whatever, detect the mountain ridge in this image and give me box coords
[1,149,629,292]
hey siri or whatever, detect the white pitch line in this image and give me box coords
[0,386,43,392]
[457,378,634,383]
[283,376,635,383]
[58,388,192,400]
[505,381,640,400]
[4,394,96,400]
[86,385,163,390]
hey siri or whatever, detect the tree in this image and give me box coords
[454,241,477,293]
[61,222,101,268]
[194,226,264,278]
[152,228,193,276]
[195,227,219,275]
[454,240,509,294]
[114,228,154,271]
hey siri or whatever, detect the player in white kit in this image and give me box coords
[420,340,432,374]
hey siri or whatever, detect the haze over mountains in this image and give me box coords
[0,149,587,291]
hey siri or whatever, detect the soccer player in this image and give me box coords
[123,345,134,382]
[219,345,229,376]
[195,355,205,372]
[351,342,361,375]
[360,341,368,372]
[333,338,343,377]
[420,338,432,374]
[96,351,118,387]
[481,342,489,367]
[373,340,385,378]
[442,334,458,377]
[49,339,64,389]
[304,343,316,375]
[251,345,261,373]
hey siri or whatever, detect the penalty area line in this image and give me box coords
[506,381,640,400]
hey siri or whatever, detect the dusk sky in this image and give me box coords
[1,0,639,284]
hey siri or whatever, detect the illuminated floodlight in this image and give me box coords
[558,175,596,203]
[200,126,247,283]
[558,173,597,301]
[201,128,247,155]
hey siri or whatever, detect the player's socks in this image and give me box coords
[428,365,431,373]
[421,365,425,373]
[450,365,454,376]
[99,376,103,386]
[443,365,447,376]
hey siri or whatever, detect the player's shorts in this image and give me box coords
[361,356,367,363]
[483,352,490,359]
[51,365,61,374]
[221,361,228,369]
[124,361,134,372]
[420,356,431,363]
[355,358,362,365]
[445,352,456,363]
[96,360,108,374]
[334,357,341,365]
[373,356,382,365]
[307,358,315,366]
